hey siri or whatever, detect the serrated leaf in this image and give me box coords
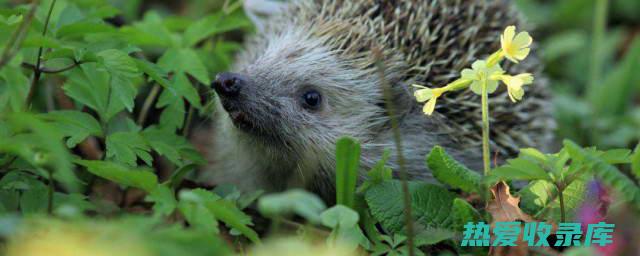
[489,158,552,182]
[564,140,640,210]
[147,185,177,217]
[63,64,125,122]
[97,49,140,112]
[365,180,455,233]
[518,177,587,222]
[158,47,210,85]
[451,198,482,231]
[258,189,326,224]
[76,160,158,192]
[183,189,260,243]
[106,131,152,166]
[142,126,203,166]
[0,65,29,111]
[135,59,172,89]
[178,189,219,234]
[120,11,177,47]
[426,146,482,193]
[335,137,360,208]
[39,110,102,147]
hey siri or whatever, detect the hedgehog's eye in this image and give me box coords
[301,90,322,110]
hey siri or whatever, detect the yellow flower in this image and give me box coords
[499,73,534,102]
[413,85,445,115]
[460,60,504,95]
[500,26,533,63]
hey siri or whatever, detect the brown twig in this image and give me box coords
[26,0,57,106]
[22,60,82,74]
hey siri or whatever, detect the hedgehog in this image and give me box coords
[203,0,555,202]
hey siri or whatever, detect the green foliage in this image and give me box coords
[257,189,326,224]
[365,180,456,233]
[426,146,482,193]
[335,136,360,208]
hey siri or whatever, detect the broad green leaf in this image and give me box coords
[414,227,456,246]
[489,158,552,182]
[365,180,455,233]
[63,64,124,122]
[106,131,152,166]
[76,160,158,192]
[258,189,327,224]
[56,21,115,38]
[451,198,482,231]
[183,12,251,47]
[158,47,210,85]
[39,110,102,147]
[335,137,360,208]
[321,205,371,250]
[157,94,186,130]
[519,177,587,222]
[598,148,632,164]
[426,146,482,193]
[564,140,640,210]
[321,205,359,228]
[120,11,177,47]
[97,49,140,112]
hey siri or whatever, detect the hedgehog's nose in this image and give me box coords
[213,72,243,97]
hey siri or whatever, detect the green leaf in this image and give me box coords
[147,185,177,217]
[135,59,172,89]
[39,111,103,147]
[0,113,79,192]
[258,189,327,224]
[178,189,219,234]
[564,140,640,210]
[414,227,456,246]
[120,11,177,47]
[598,148,632,164]
[186,189,260,243]
[158,47,210,85]
[321,205,371,250]
[63,64,124,122]
[56,22,115,38]
[519,177,587,222]
[335,137,360,208]
[489,158,553,182]
[358,149,392,193]
[76,160,158,192]
[321,205,359,228]
[365,180,455,233]
[0,65,29,112]
[97,49,140,112]
[106,131,152,166]
[632,143,640,181]
[451,198,482,231]
[426,146,482,193]
[142,126,198,166]
[183,12,251,47]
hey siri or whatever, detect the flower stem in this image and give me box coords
[558,187,566,222]
[481,80,491,175]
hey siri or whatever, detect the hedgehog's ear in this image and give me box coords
[243,0,291,32]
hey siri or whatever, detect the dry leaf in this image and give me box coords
[487,181,533,256]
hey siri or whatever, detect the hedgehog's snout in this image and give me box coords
[213,72,244,97]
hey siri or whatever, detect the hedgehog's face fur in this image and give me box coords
[215,25,407,164]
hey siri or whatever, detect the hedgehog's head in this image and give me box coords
[212,25,413,163]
